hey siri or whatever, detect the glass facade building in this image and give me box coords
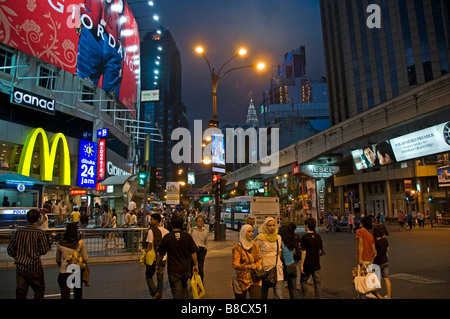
[139,27,189,188]
[319,0,450,125]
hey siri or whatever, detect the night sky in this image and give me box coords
[127,0,325,127]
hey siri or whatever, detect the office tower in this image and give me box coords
[246,99,259,127]
[260,46,330,149]
[139,27,189,189]
[319,0,450,125]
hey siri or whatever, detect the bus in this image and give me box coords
[221,196,280,230]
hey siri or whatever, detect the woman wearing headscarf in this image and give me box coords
[255,217,284,299]
[231,224,262,299]
[56,222,88,299]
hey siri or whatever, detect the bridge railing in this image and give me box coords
[0,227,148,264]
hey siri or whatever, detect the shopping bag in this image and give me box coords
[146,250,155,266]
[139,249,156,266]
[191,274,205,299]
[139,250,146,266]
[353,264,380,294]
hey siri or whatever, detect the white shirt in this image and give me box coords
[146,227,169,260]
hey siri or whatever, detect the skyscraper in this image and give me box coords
[139,27,189,190]
[319,0,450,125]
[245,99,259,127]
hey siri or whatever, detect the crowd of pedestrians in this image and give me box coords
[8,199,444,300]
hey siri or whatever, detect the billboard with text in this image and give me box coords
[0,0,140,111]
[352,122,450,170]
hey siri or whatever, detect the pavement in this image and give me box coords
[2,222,450,301]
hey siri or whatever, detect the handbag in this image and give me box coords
[242,248,266,281]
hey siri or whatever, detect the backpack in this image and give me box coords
[66,240,86,269]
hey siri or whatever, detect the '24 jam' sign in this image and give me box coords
[77,139,98,188]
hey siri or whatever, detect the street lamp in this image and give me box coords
[195,46,265,121]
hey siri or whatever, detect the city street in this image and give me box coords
[1,224,450,300]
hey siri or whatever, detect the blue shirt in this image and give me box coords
[281,242,295,265]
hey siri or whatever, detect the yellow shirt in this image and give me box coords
[71,211,80,223]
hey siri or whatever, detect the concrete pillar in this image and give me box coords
[358,182,366,216]
[339,186,345,215]
[386,180,393,218]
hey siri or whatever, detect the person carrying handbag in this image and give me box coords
[56,223,89,299]
[255,217,284,299]
[231,224,262,299]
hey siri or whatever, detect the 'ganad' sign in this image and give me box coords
[11,88,55,115]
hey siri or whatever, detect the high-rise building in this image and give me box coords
[245,99,259,127]
[139,27,189,190]
[319,0,450,125]
[260,46,330,149]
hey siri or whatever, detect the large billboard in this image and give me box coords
[0,0,140,110]
[352,122,450,170]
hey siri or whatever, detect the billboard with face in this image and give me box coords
[352,122,450,170]
[0,0,140,111]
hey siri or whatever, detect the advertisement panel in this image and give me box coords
[352,122,450,170]
[390,122,450,162]
[0,0,140,111]
[78,139,98,188]
[211,133,225,166]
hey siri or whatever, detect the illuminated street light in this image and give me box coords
[194,46,266,121]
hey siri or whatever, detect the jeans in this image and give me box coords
[300,269,321,299]
[146,260,166,298]
[168,273,191,299]
[197,247,207,282]
[16,269,45,299]
[57,272,84,299]
[261,280,285,299]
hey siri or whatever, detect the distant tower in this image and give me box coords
[246,99,259,127]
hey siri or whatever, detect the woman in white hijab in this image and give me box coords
[231,224,262,299]
[255,216,284,299]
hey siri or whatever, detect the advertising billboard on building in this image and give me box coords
[0,0,140,111]
[352,122,450,170]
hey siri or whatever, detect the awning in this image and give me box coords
[100,174,135,186]
[0,172,47,185]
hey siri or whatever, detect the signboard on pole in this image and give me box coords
[77,139,97,188]
[166,182,180,204]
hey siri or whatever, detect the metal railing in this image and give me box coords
[0,227,148,264]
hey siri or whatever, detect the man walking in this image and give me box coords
[300,217,324,299]
[157,214,198,299]
[189,215,208,282]
[145,213,169,299]
[7,209,51,299]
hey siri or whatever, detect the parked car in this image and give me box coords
[334,217,360,232]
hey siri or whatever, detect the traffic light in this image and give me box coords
[149,167,162,192]
[212,174,221,195]
[428,196,435,203]
[138,166,147,186]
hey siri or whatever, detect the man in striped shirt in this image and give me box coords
[7,209,51,299]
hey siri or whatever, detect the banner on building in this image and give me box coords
[1,0,140,111]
